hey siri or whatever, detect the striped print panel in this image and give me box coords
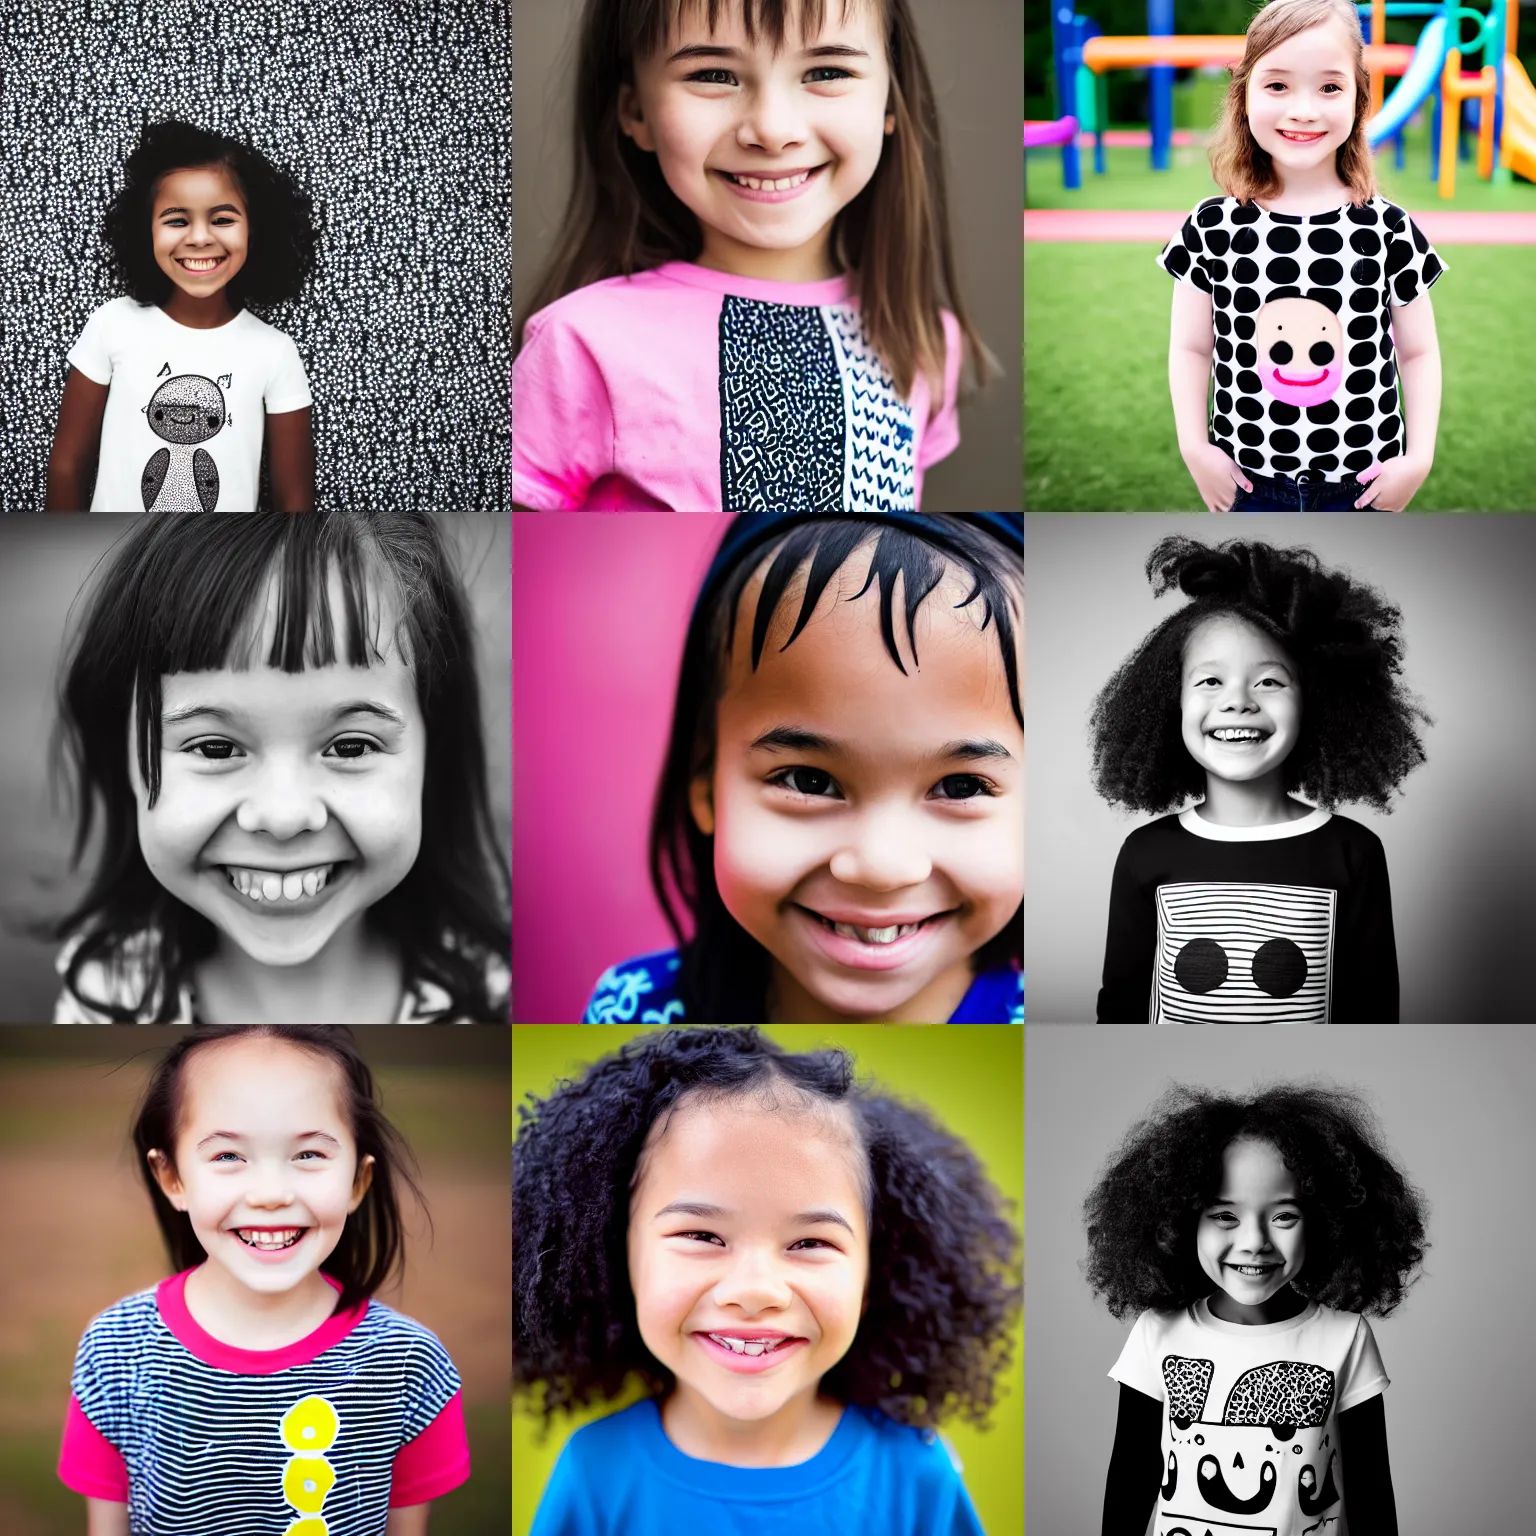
[1152,882,1336,1024]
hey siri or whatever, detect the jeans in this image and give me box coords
[1228,471,1371,512]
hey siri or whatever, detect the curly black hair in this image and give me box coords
[1083,1082,1428,1321]
[1090,536,1429,814]
[513,1027,1021,1432]
[103,119,317,311]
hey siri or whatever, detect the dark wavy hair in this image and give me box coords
[1090,536,1429,815]
[103,119,317,311]
[651,516,1024,1021]
[132,1026,428,1316]
[513,1026,1021,1430]
[1083,1082,1428,1321]
[47,511,510,1022]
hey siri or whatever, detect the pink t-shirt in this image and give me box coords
[512,262,962,511]
[58,1268,469,1528]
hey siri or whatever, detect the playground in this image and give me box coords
[1024,0,1536,510]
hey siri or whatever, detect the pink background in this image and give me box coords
[512,515,726,1022]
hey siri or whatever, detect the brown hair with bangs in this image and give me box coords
[1208,0,1378,207]
[515,0,995,399]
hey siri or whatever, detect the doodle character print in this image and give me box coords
[142,371,228,511]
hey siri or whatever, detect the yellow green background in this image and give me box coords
[511,1025,1023,1535]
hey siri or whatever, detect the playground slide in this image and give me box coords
[1365,15,1451,146]
[1502,56,1536,184]
[1025,116,1080,149]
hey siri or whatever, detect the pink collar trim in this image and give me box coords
[156,1266,368,1373]
[651,260,853,307]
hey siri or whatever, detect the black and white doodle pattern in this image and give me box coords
[824,303,916,511]
[0,0,509,511]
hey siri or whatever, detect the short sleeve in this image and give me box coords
[528,1434,600,1536]
[58,1394,129,1500]
[1107,1311,1165,1401]
[917,309,963,469]
[66,305,115,386]
[389,1388,470,1507]
[1383,204,1447,306]
[264,332,313,414]
[581,950,685,1024]
[1335,1315,1389,1413]
[1155,204,1216,292]
[512,309,617,510]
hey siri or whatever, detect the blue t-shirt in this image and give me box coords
[528,1397,988,1536]
[582,947,1024,1024]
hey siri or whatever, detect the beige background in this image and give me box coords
[512,0,1022,511]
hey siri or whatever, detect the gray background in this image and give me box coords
[511,0,1022,511]
[1025,1024,1536,1533]
[0,514,511,1023]
[1025,513,1536,1023]
[0,0,510,512]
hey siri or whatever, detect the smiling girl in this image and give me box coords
[1160,0,1447,511]
[581,512,1023,1024]
[47,511,510,1023]
[1085,1082,1427,1536]
[513,0,995,511]
[59,1027,469,1535]
[1091,536,1428,1023]
[514,1026,1019,1534]
[46,120,317,512]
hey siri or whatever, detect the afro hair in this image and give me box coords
[1082,1082,1428,1321]
[1090,536,1429,814]
[103,119,317,311]
[513,1027,1021,1432]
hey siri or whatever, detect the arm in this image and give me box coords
[385,1503,431,1536]
[85,1499,130,1536]
[1096,840,1156,1022]
[265,406,315,512]
[1333,837,1398,1023]
[1358,293,1440,510]
[1169,282,1251,512]
[45,368,110,511]
[1102,1383,1163,1536]
[1339,1394,1398,1536]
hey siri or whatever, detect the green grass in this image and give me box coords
[1024,243,1536,511]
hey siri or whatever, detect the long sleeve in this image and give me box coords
[1333,835,1398,1022]
[1101,1383,1163,1536]
[1338,1393,1398,1535]
[1097,838,1155,1022]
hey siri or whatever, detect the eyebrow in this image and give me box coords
[748,725,1014,763]
[1208,1194,1302,1206]
[161,700,407,728]
[652,1199,856,1236]
[1186,660,1291,674]
[666,42,870,63]
[158,204,244,218]
[195,1130,342,1150]
[1256,67,1349,79]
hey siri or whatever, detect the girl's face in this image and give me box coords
[1197,1138,1307,1325]
[152,164,250,303]
[149,1036,374,1298]
[619,0,894,280]
[627,1097,869,1442]
[1245,21,1357,174]
[129,571,426,971]
[1180,616,1301,789]
[693,547,1024,1022]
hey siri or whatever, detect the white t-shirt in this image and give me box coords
[67,297,312,511]
[1110,1297,1389,1536]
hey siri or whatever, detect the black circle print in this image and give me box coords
[1175,938,1228,994]
[1253,938,1307,997]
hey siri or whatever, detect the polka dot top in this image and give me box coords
[1157,196,1446,484]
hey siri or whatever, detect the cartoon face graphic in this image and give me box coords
[1254,298,1342,408]
[1152,883,1336,1023]
[146,374,226,445]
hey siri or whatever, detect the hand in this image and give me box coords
[1354,458,1428,511]
[1183,443,1253,512]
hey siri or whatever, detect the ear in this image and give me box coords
[688,772,715,837]
[884,111,895,136]
[147,1148,185,1209]
[618,84,656,152]
[349,1153,375,1212]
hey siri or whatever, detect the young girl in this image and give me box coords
[46,119,317,512]
[581,512,1023,1023]
[1086,1082,1427,1536]
[511,0,996,512]
[1161,0,1445,512]
[514,1025,1019,1533]
[47,511,510,1023]
[59,1026,470,1534]
[1091,535,1427,1023]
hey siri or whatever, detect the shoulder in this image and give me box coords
[76,296,149,336]
[524,271,680,338]
[550,1399,659,1476]
[1319,813,1386,856]
[846,1406,972,1488]
[403,935,510,1023]
[54,929,180,1023]
[78,1284,163,1351]
[582,947,685,1024]
[235,309,305,357]
[355,1298,459,1364]
[1120,813,1187,851]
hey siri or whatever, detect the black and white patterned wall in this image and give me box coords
[0,0,509,511]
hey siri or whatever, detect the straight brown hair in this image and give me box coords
[1208,0,1378,207]
[515,0,995,399]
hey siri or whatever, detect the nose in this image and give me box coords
[234,759,329,840]
[710,1246,795,1313]
[736,80,809,155]
[1216,682,1259,714]
[246,1168,297,1209]
[826,804,934,889]
[1235,1214,1275,1254]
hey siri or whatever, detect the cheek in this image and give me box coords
[712,794,806,907]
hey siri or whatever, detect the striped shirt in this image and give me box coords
[59,1269,468,1534]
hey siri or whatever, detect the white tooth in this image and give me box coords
[864,926,898,944]
[282,872,304,901]
[261,873,282,900]
[302,869,320,896]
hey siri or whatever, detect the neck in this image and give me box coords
[1197,773,1308,828]
[1262,163,1351,211]
[696,225,838,284]
[161,289,238,329]
[661,1383,842,1468]
[1208,1283,1308,1327]
[768,956,974,1024]
[183,1260,339,1350]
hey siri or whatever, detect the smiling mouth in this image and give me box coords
[223,862,343,903]
[798,906,950,946]
[1278,130,1327,142]
[718,165,823,191]
[177,256,227,272]
[1227,1262,1281,1277]
[701,1332,802,1356]
[233,1227,307,1250]
[1208,728,1270,743]
[1275,369,1327,386]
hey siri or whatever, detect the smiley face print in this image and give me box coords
[1254,299,1342,409]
